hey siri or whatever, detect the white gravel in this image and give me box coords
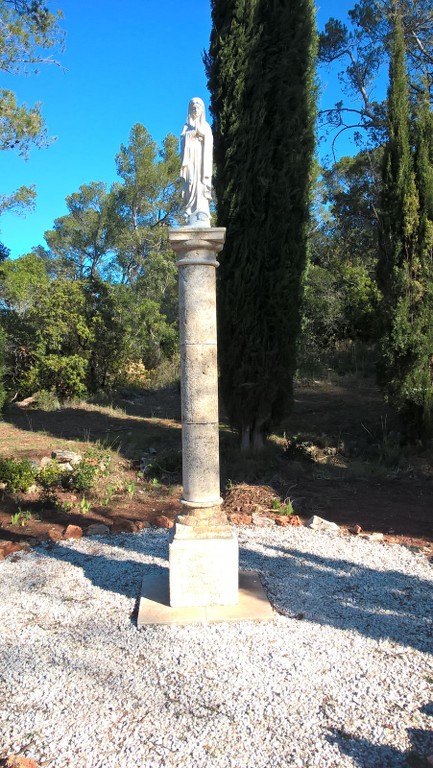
[0,526,432,768]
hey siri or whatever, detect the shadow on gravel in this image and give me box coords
[40,536,169,624]
[240,544,433,655]
[38,534,432,653]
[327,701,433,767]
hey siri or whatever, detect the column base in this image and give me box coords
[169,532,239,608]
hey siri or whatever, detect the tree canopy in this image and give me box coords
[0,0,64,241]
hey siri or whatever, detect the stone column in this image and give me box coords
[168,227,238,608]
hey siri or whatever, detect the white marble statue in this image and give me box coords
[180,97,213,227]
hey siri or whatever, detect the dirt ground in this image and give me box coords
[0,378,432,555]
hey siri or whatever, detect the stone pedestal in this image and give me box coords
[168,227,238,608]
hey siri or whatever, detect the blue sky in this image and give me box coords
[2,0,360,259]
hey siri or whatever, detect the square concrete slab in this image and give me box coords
[137,569,275,627]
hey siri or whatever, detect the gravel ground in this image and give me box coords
[0,526,432,768]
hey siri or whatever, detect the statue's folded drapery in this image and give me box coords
[180,97,213,227]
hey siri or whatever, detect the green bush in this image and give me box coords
[38,461,63,491]
[25,354,88,400]
[0,458,37,492]
[68,446,111,491]
[69,461,98,492]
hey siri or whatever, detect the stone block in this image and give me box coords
[180,343,218,423]
[179,266,217,346]
[181,422,220,503]
[169,533,238,607]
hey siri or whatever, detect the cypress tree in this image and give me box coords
[377,7,433,439]
[411,90,433,436]
[206,0,317,451]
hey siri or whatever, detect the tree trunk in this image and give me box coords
[240,422,266,454]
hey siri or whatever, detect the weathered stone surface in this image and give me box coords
[252,513,273,527]
[63,524,83,539]
[5,755,40,768]
[152,515,174,529]
[169,227,239,607]
[360,531,384,541]
[48,529,62,543]
[0,541,24,559]
[181,422,221,503]
[304,515,340,532]
[275,515,302,527]
[85,523,110,537]
[111,518,136,533]
[349,524,362,535]
[229,513,253,526]
[169,533,238,608]
[51,450,82,465]
[180,344,218,423]
[178,265,217,346]
[134,520,151,530]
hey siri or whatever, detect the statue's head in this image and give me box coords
[188,97,206,124]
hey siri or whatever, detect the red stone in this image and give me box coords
[349,524,362,535]
[111,518,137,533]
[5,756,40,768]
[63,524,83,539]
[152,515,174,529]
[275,515,302,527]
[48,529,62,542]
[229,513,252,526]
[0,541,24,559]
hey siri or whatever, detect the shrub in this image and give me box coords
[0,458,37,492]
[69,461,99,492]
[38,461,63,491]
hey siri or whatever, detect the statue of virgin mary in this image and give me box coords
[180,97,213,227]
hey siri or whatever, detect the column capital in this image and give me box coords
[168,227,226,259]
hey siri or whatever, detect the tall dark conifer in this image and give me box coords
[206,0,317,451]
[377,7,433,439]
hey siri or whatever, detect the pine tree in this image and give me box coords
[377,6,433,439]
[206,0,317,451]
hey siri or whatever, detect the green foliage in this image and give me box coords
[0,251,50,313]
[108,124,182,294]
[35,389,61,410]
[272,498,294,515]
[0,125,181,402]
[69,460,98,492]
[79,496,92,514]
[69,445,111,492]
[44,182,112,280]
[20,277,91,398]
[0,185,36,217]
[318,0,433,151]
[377,11,433,440]
[207,0,317,451]
[37,447,110,495]
[10,508,38,527]
[0,457,36,491]
[0,0,64,158]
[38,460,62,491]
